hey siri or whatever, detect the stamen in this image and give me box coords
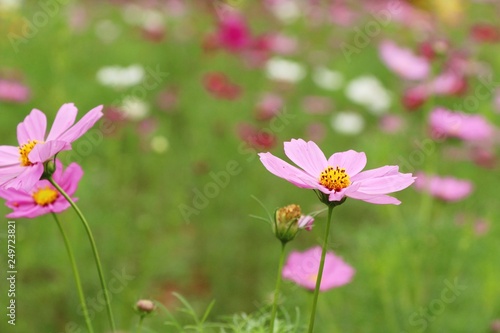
[319,166,351,192]
[32,186,59,206]
[19,140,40,166]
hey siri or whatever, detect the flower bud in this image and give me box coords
[274,204,302,243]
[136,299,155,314]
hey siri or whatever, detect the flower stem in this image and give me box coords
[269,242,287,333]
[52,213,95,333]
[307,205,334,333]
[136,316,145,333]
[48,176,116,332]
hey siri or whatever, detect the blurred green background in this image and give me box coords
[0,1,499,332]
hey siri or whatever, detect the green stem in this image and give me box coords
[48,177,116,332]
[136,316,144,333]
[269,242,287,333]
[52,213,95,333]
[307,205,334,333]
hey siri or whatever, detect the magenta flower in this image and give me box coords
[379,40,430,81]
[414,172,473,202]
[282,246,354,291]
[0,103,102,191]
[0,160,82,218]
[429,107,494,142]
[259,139,415,205]
[216,13,251,53]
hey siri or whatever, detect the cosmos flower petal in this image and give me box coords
[0,146,21,167]
[6,204,42,219]
[284,139,328,176]
[28,141,69,164]
[57,105,104,143]
[328,182,360,201]
[17,109,47,145]
[327,150,366,176]
[58,163,83,196]
[46,103,78,141]
[1,163,44,192]
[356,174,416,195]
[259,152,319,189]
[351,165,399,182]
[346,191,401,205]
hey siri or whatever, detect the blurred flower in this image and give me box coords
[490,319,500,332]
[215,12,251,52]
[150,135,169,154]
[0,0,21,11]
[136,299,156,314]
[379,40,430,81]
[202,72,242,100]
[265,57,306,83]
[266,0,301,23]
[429,107,494,142]
[474,218,489,236]
[414,172,473,202]
[237,123,276,150]
[379,114,406,134]
[302,96,332,115]
[259,139,415,204]
[96,64,145,89]
[306,122,327,142]
[402,85,428,110]
[470,24,500,43]
[120,96,150,121]
[254,93,283,121]
[0,103,102,191]
[0,79,30,103]
[329,1,358,26]
[331,111,365,135]
[282,246,354,291]
[418,39,450,60]
[345,76,391,114]
[0,160,82,218]
[94,19,121,44]
[313,67,343,91]
[156,87,179,112]
[267,33,298,55]
[429,70,467,96]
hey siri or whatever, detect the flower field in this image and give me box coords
[1,1,499,332]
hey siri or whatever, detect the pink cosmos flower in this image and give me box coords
[215,13,251,53]
[282,246,354,291]
[379,40,430,81]
[0,103,103,191]
[429,107,494,142]
[0,160,82,218]
[259,139,415,205]
[414,172,473,202]
[298,214,314,231]
[0,79,30,103]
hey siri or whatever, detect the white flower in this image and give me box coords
[96,64,145,89]
[120,96,149,121]
[331,111,365,135]
[265,57,306,83]
[313,67,344,91]
[268,0,301,23]
[0,0,21,10]
[345,76,391,115]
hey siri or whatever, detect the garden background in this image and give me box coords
[1,0,499,332]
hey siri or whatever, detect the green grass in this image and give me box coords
[0,1,499,332]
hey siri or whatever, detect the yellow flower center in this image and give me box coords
[319,166,351,192]
[32,186,59,206]
[19,140,40,166]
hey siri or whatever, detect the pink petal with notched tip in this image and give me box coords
[284,139,327,177]
[57,105,103,143]
[46,103,78,141]
[327,150,367,177]
[17,109,47,145]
